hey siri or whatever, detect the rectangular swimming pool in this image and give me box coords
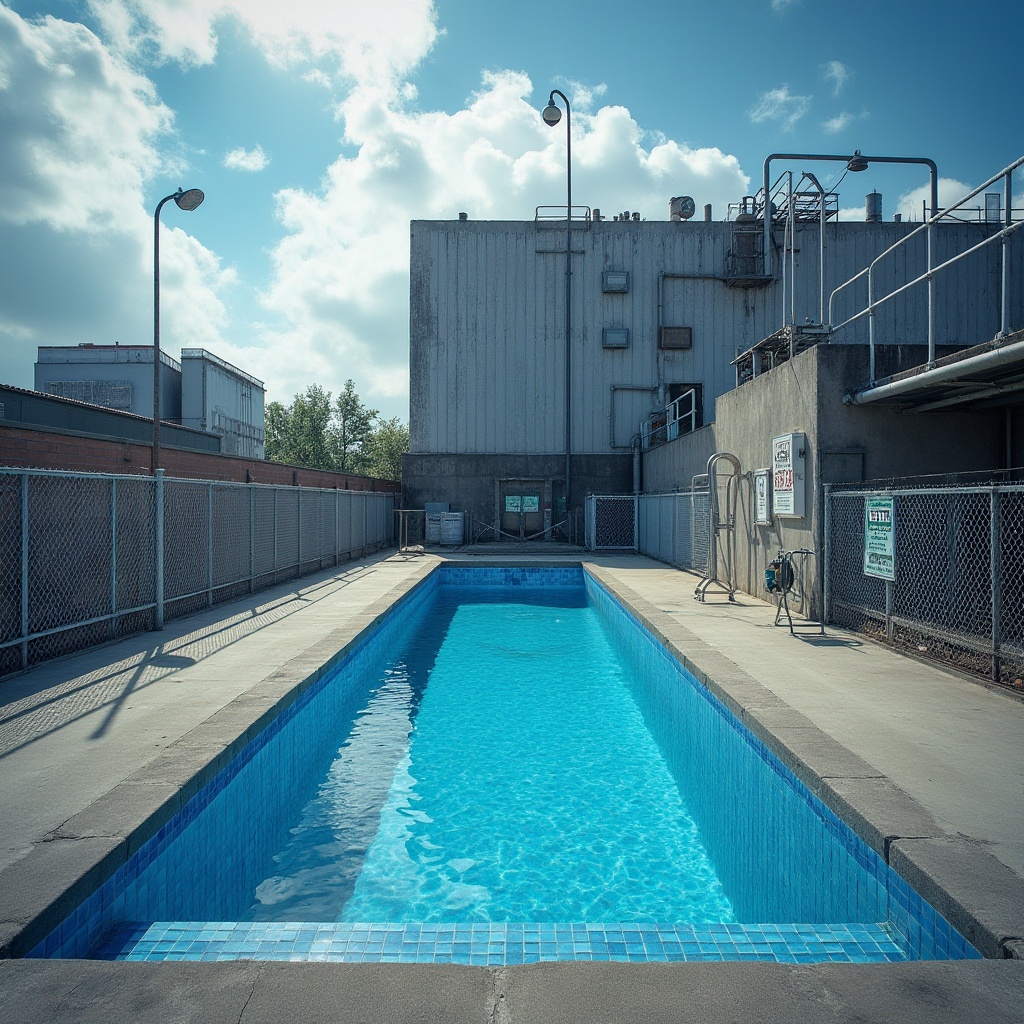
[32,565,981,964]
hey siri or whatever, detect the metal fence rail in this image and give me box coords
[0,468,395,676]
[824,482,1024,686]
[636,490,711,575]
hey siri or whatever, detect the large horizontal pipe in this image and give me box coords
[844,338,1024,405]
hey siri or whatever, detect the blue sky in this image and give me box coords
[1,0,1020,422]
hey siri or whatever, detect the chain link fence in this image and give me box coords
[0,469,395,677]
[585,495,637,551]
[636,490,712,574]
[825,482,1024,688]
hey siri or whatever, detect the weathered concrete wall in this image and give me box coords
[642,345,1008,615]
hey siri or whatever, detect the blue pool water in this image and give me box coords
[32,566,982,965]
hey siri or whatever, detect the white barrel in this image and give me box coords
[425,513,443,543]
[440,512,464,545]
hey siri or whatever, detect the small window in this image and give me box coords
[659,326,692,350]
[602,270,629,293]
[602,328,629,349]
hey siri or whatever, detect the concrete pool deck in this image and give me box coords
[0,549,1022,1022]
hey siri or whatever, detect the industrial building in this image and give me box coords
[34,344,266,458]
[405,164,1023,541]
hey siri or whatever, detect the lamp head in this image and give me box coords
[174,188,205,211]
[542,102,562,127]
[846,150,869,172]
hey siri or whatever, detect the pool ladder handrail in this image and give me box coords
[694,451,741,603]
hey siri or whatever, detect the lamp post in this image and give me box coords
[153,187,204,473]
[542,90,572,523]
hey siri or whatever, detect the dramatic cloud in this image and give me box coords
[748,85,811,131]
[823,60,849,96]
[224,145,269,172]
[0,7,231,388]
[0,7,171,233]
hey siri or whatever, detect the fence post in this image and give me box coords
[20,473,29,669]
[110,478,118,640]
[154,469,164,630]
[822,483,832,627]
[336,488,340,566]
[991,486,1002,682]
[207,481,214,607]
[273,488,278,572]
[297,487,302,572]
[249,484,256,594]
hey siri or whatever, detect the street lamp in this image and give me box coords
[761,151,938,283]
[153,187,204,473]
[542,89,572,525]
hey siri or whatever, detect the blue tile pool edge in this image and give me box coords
[94,920,908,965]
[581,568,984,964]
[25,562,983,965]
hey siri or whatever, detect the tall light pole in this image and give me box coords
[542,90,572,522]
[153,187,204,473]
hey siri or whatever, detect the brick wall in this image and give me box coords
[0,424,400,492]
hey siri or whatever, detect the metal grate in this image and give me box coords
[586,496,637,551]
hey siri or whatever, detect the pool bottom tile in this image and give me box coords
[93,921,912,965]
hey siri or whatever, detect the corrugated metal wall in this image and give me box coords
[410,219,1006,456]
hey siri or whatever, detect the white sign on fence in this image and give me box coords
[863,496,896,581]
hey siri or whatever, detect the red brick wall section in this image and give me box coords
[0,425,400,492]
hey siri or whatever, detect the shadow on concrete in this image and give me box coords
[0,559,386,760]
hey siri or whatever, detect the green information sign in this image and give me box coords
[504,495,521,513]
[863,496,896,581]
[523,495,540,513]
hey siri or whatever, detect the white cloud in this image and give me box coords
[896,177,975,221]
[823,60,849,96]
[224,145,269,172]
[772,0,798,11]
[250,70,749,409]
[0,7,231,387]
[0,7,172,233]
[822,112,854,134]
[748,85,811,131]
[85,0,440,85]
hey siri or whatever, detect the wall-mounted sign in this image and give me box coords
[771,432,806,518]
[863,496,896,580]
[753,468,772,525]
[523,495,540,513]
[504,495,521,513]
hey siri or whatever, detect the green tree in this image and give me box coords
[363,416,409,482]
[263,400,290,463]
[264,385,334,469]
[331,379,378,473]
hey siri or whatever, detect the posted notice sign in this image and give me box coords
[863,496,896,581]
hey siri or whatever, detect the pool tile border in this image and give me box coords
[96,920,908,965]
